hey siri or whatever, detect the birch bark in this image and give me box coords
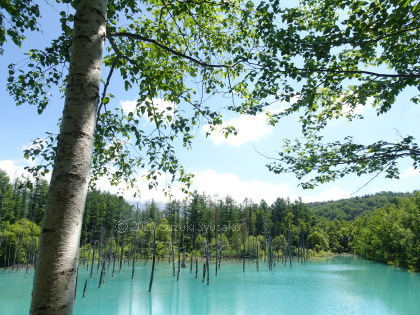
[30,0,107,313]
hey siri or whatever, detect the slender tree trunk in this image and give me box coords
[131,207,139,279]
[195,258,198,279]
[218,229,222,270]
[206,245,210,285]
[172,241,176,276]
[176,246,181,281]
[97,226,103,274]
[90,247,95,279]
[74,266,79,300]
[82,279,88,298]
[98,260,106,288]
[30,1,107,313]
[287,225,292,268]
[256,241,259,271]
[6,241,11,268]
[119,235,125,272]
[12,221,23,271]
[215,237,218,276]
[242,230,246,273]
[190,254,193,273]
[148,224,157,292]
[131,239,137,279]
[0,228,5,258]
[112,250,116,276]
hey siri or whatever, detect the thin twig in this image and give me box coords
[108,31,232,69]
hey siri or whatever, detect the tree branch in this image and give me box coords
[161,0,194,57]
[108,31,231,69]
[246,60,419,79]
[291,66,419,79]
[300,26,420,48]
[97,55,119,115]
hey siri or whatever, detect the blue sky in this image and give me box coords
[0,2,418,205]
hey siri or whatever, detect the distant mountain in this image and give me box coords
[306,191,418,221]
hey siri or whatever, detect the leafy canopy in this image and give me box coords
[3,0,419,192]
[255,0,419,188]
[7,0,265,193]
[0,0,40,54]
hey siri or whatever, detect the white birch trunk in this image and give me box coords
[30,0,107,313]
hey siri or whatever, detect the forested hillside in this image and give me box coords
[0,169,418,272]
[307,192,416,220]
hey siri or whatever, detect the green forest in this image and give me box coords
[1,169,418,273]
[1,0,419,312]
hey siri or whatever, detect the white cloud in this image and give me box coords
[190,169,292,204]
[0,159,27,179]
[400,167,420,179]
[93,167,195,204]
[341,99,370,116]
[267,94,301,105]
[93,168,357,205]
[120,99,137,115]
[0,160,364,206]
[202,99,295,147]
[0,159,51,183]
[302,186,351,203]
[204,113,273,146]
[120,98,176,119]
[0,159,170,203]
[329,96,372,126]
[94,169,295,205]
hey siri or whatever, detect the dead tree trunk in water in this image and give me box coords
[206,245,210,285]
[256,241,259,271]
[148,224,157,292]
[131,207,139,279]
[176,246,181,281]
[171,240,175,277]
[89,246,95,279]
[287,224,292,268]
[242,225,246,272]
[195,258,198,279]
[190,254,193,273]
[98,260,106,288]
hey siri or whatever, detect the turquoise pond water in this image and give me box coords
[0,256,419,314]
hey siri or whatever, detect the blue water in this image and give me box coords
[0,256,419,314]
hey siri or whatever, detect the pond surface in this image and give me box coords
[0,255,419,314]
